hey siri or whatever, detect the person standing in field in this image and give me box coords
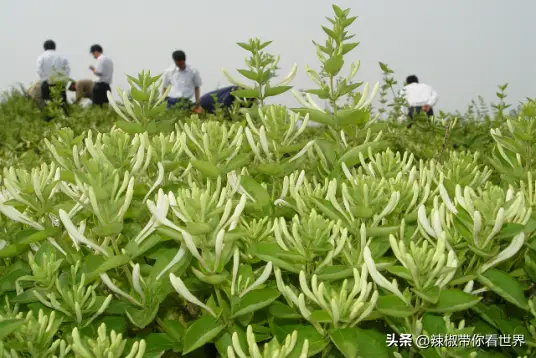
[89,44,114,107]
[400,75,439,125]
[36,40,71,120]
[162,50,202,113]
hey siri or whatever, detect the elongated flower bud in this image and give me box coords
[169,273,216,317]
[480,232,525,273]
[59,210,108,256]
[364,247,408,304]
[222,68,251,89]
[240,262,273,297]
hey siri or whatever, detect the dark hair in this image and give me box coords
[172,50,186,61]
[43,40,56,50]
[90,44,103,53]
[406,75,419,84]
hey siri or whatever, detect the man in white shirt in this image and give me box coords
[36,40,71,119]
[400,75,439,123]
[162,50,202,112]
[89,44,114,107]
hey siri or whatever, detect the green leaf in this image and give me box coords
[330,327,390,358]
[264,85,292,97]
[316,266,354,281]
[93,222,124,237]
[376,295,414,317]
[268,301,301,320]
[323,55,344,76]
[329,328,358,358]
[250,243,304,273]
[412,286,440,304]
[322,26,338,41]
[114,120,144,134]
[236,42,253,51]
[291,108,333,125]
[191,159,221,178]
[240,176,272,214]
[184,222,212,236]
[0,243,28,257]
[223,153,251,173]
[304,88,330,99]
[143,333,178,355]
[478,268,529,310]
[0,319,25,340]
[83,254,131,280]
[428,289,482,313]
[126,304,160,329]
[255,163,284,176]
[338,141,388,167]
[341,42,359,55]
[12,227,60,245]
[236,69,259,82]
[232,89,259,98]
[232,288,280,318]
[130,87,149,102]
[182,315,225,354]
[335,108,370,126]
[158,319,185,343]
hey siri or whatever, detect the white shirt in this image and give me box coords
[93,54,114,84]
[400,83,439,107]
[36,50,71,83]
[162,65,202,99]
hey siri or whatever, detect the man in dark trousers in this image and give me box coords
[36,40,71,120]
[199,85,255,114]
[89,44,114,107]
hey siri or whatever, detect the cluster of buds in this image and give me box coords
[227,325,309,358]
[272,211,347,271]
[2,163,60,212]
[418,181,527,274]
[438,151,492,188]
[230,249,273,297]
[17,252,63,290]
[32,261,113,327]
[107,70,169,124]
[71,323,146,358]
[389,233,458,291]
[179,121,244,167]
[275,265,378,334]
[292,71,380,112]
[0,309,69,358]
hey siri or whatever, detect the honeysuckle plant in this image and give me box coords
[223,37,297,107]
[292,4,380,134]
[1,5,536,358]
[107,70,171,134]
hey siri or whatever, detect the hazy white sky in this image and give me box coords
[1,0,534,112]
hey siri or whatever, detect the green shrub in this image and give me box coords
[0,4,534,358]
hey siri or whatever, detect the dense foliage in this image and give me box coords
[0,5,535,358]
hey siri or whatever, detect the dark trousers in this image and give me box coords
[92,82,111,106]
[408,106,434,119]
[166,97,194,110]
[41,81,68,120]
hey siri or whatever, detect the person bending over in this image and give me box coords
[400,75,439,125]
[68,80,94,104]
[199,85,255,114]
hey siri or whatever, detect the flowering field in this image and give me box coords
[0,5,535,358]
